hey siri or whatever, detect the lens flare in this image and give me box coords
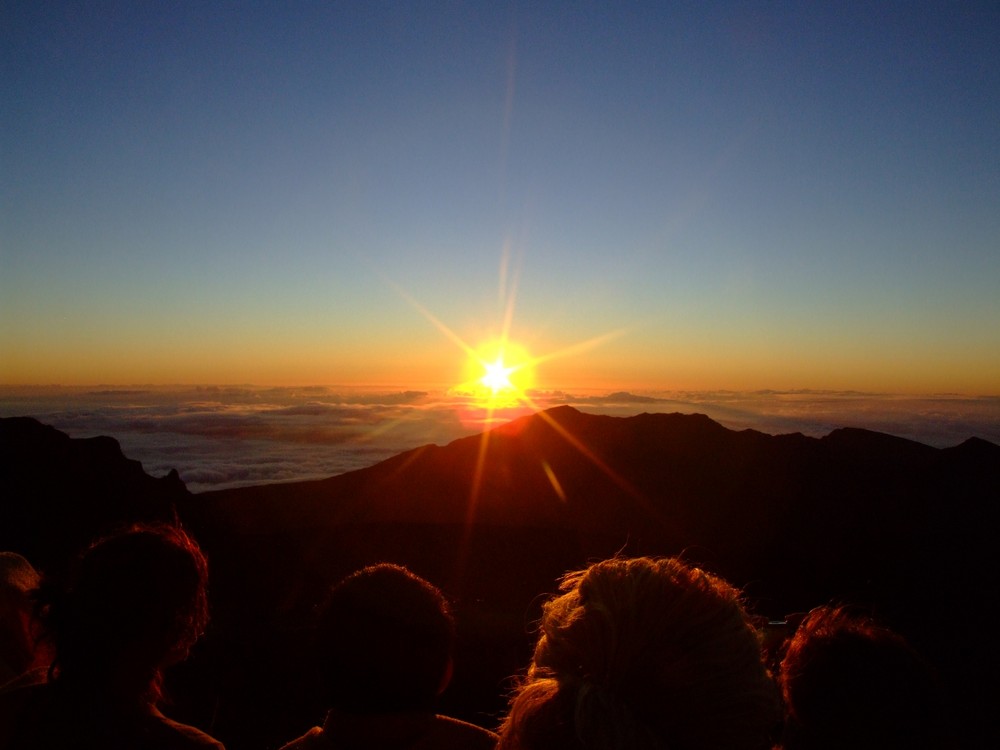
[384,261,627,597]
[454,339,535,411]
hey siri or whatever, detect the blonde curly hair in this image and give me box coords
[499,557,778,750]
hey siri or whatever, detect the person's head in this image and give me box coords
[499,556,778,750]
[778,605,943,750]
[0,552,44,683]
[316,563,455,715]
[38,524,209,700]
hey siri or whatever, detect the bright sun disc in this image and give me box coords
[459,339,534,405]
[481,357,515,393]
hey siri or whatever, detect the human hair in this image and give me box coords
[498,556,778,750]
[36,523,209,703]
[1,552,42,680]
[778,605,944,750]
[0,553,39,595]
[315,563,455,714]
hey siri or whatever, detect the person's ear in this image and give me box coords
[437,656,454,696]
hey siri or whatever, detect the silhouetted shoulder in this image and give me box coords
[0,682,225,750]
[422,714,498,750]
[276,725,323,750]
[0,681,44,749]
[150,707,227,750]
[278,711,497,750]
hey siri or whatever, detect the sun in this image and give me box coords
[385,256,622,417]
[456,338,535,408]
[481,356,516,394]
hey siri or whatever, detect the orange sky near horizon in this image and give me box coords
[3,318,998,396]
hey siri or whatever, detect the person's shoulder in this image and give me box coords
[0,667,47,696]
[425,714,498,750]
[151,712,226,750]
[276,726,324,750]
[0,679,49,746]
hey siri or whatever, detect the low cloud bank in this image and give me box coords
[2,386,996,493]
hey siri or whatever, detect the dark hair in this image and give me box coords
[1,552,42,678]
[499,556,779,750]
[38,524,209,702]
[315,563,454,714]
[779,605,944,750]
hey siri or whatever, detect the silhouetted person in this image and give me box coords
[0,553,49,688]
[278,563,497,750]
[498,556,779,750]
[0,525,223,749]
[778,605,947,750]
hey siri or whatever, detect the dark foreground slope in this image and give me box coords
[193,404,997,619]
[2,409,998,749]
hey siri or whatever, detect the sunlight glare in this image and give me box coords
[481,356,515,394]
[463,339,534,404]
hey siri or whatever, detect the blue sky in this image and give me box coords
[3,1,999,393]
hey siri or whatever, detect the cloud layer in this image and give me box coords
[2,386,996,493]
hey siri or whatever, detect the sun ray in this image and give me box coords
[498,238,511,307]
[498,242,521,342]
[384,278,479,360]
[529,328,628,368]
[529,406,643,500]
[541,460,567,502]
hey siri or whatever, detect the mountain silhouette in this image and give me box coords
[2,408,997,748]
[189,405,997,606]
[0,416,187,569]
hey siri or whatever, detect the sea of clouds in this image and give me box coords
[1,385,997,493]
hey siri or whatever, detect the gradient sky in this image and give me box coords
[3,2,999,394]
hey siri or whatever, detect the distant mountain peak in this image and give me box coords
[0,416,189,568]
